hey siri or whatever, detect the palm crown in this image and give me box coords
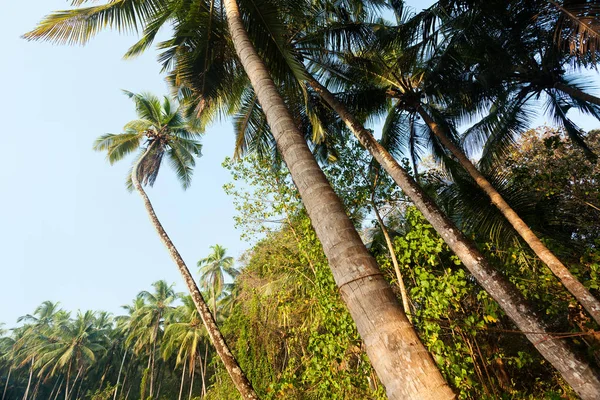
[93,90,202,189]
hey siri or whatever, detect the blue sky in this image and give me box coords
[1,0,245,324]
[1,0,598,326]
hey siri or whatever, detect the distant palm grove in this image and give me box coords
[2,0,600,399]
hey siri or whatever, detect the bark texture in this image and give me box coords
[415,107,600,327]
[308,77,600,399]
[224,1,455,399]
[131,145,259,400]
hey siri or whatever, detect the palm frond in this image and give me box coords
[24,0,165,45]
[94,132,143,164]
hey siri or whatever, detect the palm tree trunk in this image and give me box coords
[113,349,127,400]
[201,347,207,397]
[53,380,64,400]
[178,356,188,400]
[224,2,454,399]
[48,377,62,399]
[554,81,600,106]
[64,361,71,400]
[72,367,85,400]
[416,105,600,326]
[2,366,11,400]
[131,144,258,400]
[149,321,159,399]
[372,200,411,318]
[307,76,600,399]
[31,377,41,400]
[188,362,195,400]
[48,376,62,400]
[68,366,83,400]
[23,357,34,400]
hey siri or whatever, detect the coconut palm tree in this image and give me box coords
[165,3,600,394]
[26,3,456,398]
[162,295,209,400]
[35,311,107,400]
[312,2,600,332]
[126,280,176,398]
[93,90,258,399]
[197,245,239,321]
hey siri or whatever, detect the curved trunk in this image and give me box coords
[131,144,259,400]
[224,1,455,399]
[555,81,600,107]
[307,77,600,399]
[416,106,600,327]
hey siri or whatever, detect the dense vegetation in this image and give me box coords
[2,128,599,399]
[3,0,600,398]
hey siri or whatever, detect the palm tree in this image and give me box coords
[26,3,456,398]
[220,1,457,399]
[313,3,600,331]
[126,280,176,399]
[93,90,258,399]
[162,296,209,400]
[35,311,107,400]
[197,245,239,321]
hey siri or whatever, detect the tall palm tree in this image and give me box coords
[35,311,107,400]
[26,3,456,399]
[221,1,457,399]
[162,296,209,400]
[93,90,258,399]
[314,3,600,330]
[197,245,239,321]
[127,280,176,398]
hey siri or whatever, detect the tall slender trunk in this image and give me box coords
[201,347,207,396]
[48,377,62,400]
[372,200,411,318]
[72,367,85,400]
[64,361,71,400]
[23,357,34,400]
[554,81,600,106]
[31,377,41,400]
[131,144,258,400]
[188,362,196,400]
[307,76,600,399]
[113,349,127,400]
[416,106,600,327]
[178,356,188,400]
[2,366,11,400]
[149,321,159,399]
[224,2,454,399]
[68,366,83,400]
[53,380,64,400]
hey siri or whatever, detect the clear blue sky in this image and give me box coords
[1,0,598,326]
[1,0,246,325]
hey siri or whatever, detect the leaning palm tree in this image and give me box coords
[26,3,456,398]
[93,90,258,399]
[197,245,239,321]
